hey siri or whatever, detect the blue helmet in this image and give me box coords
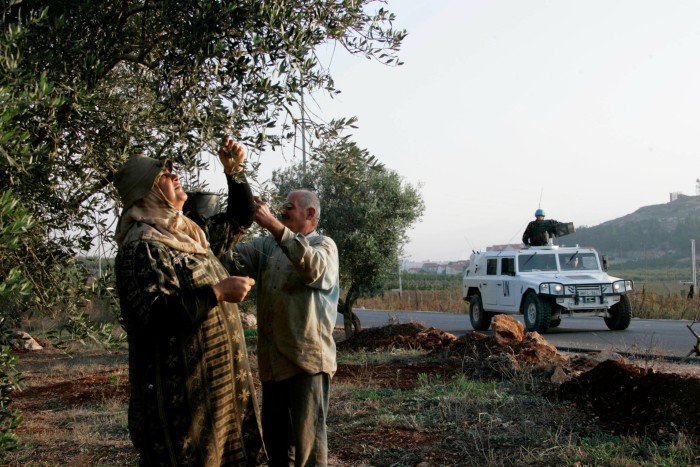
[535,209,545,217]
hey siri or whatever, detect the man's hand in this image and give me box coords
[253,196,285,239]
[211,276,255,303]
[218,135,246,174]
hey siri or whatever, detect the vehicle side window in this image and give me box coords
[501,257,515,276]
[487,258,497,275]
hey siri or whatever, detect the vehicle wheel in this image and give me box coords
[523,293,552,333]
[549,318,561,328]
[469,295,492,331]
[605,295,632,330]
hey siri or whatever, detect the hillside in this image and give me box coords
[561,194,700,264]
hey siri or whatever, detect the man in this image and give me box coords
[222,188,339,467]
[522,208,559,247]
[563,255,581,270]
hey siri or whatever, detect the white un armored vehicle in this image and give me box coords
[462,244,634,333]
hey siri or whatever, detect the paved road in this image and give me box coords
[339,309,700,362]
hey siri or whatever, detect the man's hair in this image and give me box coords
[290,189,321,225]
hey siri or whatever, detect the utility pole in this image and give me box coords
[692,239,697,287]
[682,239,697,299]
[398,261,403,298]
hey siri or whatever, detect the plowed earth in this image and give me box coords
[7,323,700,466]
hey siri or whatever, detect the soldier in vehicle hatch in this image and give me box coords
[522,209,560,246]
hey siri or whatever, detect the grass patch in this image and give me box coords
[336,347,427,366]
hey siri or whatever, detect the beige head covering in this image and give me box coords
[114,156,209,254]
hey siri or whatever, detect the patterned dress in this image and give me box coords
[115,176,263,466]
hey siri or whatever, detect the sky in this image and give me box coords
[202,1,700,263]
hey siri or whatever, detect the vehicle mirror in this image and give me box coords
[602,255,608,271]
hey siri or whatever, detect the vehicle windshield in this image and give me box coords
[558,252,599,271]
[518,254,557,272]
[517,252,600,272]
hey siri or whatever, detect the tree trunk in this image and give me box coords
[339,290,361,339]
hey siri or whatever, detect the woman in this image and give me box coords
[113,137,264,466]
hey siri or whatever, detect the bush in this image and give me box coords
[0,341,23,456]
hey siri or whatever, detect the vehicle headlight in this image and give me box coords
[540,282,564,295]
[612,280,632,293]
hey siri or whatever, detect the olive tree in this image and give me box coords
[0,0,406,326]
[272,141,424,337]
[0,189,33,453]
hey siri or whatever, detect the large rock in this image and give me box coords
[520,332,560,364]
[491,314,565,366]
[9,330,43,351]
[492,314,525,345]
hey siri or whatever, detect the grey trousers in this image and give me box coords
[262,372,330,467]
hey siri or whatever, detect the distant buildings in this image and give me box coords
[405,260,470,275]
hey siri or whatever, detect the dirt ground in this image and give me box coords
[337,322,700,443]
[6,322,700,466]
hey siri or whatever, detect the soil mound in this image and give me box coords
[336,322,457,352]
[338,315,565,375]
[557,359,700,441]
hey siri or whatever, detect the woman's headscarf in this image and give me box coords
[113,156,209,254]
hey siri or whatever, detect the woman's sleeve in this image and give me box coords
[205,173,255,256]
[224,172,255,229]
[121,242,218,331]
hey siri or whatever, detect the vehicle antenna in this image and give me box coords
[538,187,544,208]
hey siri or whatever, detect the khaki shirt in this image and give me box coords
[223,228,340,382]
